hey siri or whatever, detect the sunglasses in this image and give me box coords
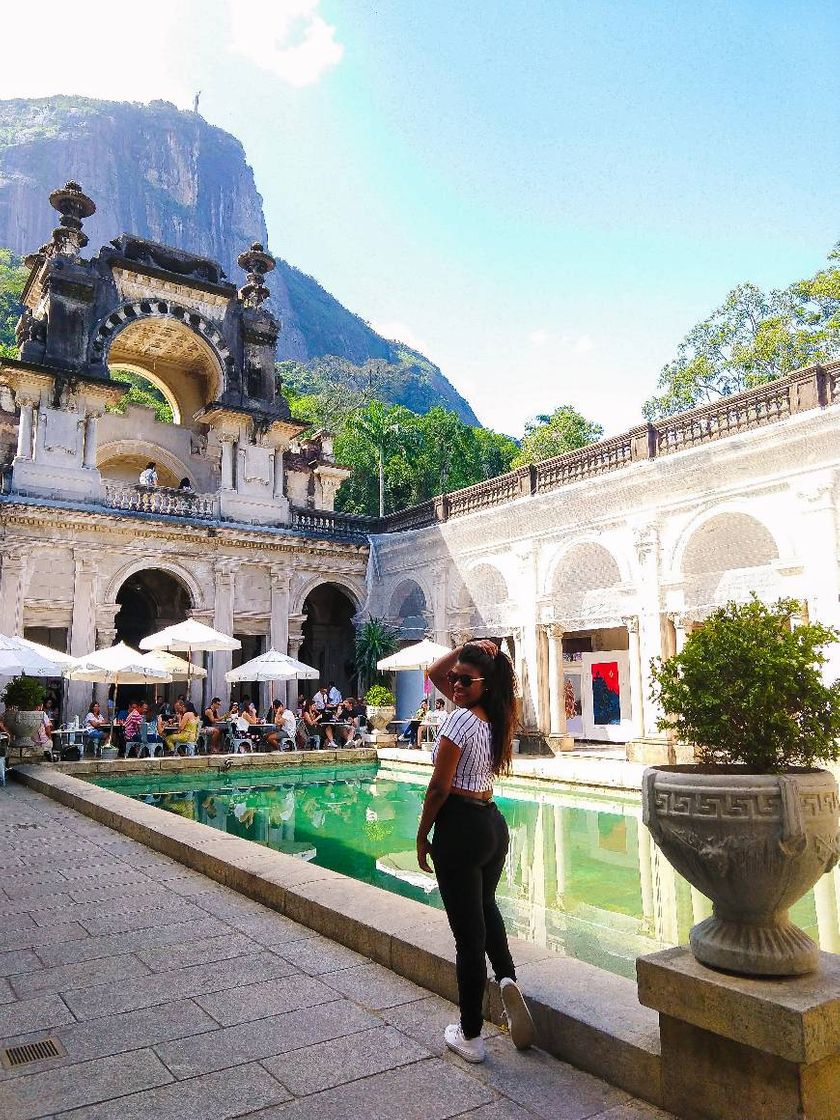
[446,671,486,688]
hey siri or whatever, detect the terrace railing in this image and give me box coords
[289,506,373,542]
[375,360,840,533]
[102,482,217,520]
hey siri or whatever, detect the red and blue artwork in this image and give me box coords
[591,661,621,725]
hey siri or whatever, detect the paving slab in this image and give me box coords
[154,997,378,1079]
[0,1048,172,1120]
[262,1023,429,1095]
[319,960,431,1009]
[244,1055,495,1120]
[9,951,151,999]
[193,972,339,1026]
[55,1060,290,1120]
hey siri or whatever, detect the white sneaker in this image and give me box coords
[444,1023,486,1063]
[500,978,535,1050]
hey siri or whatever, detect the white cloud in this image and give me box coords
[528,328,595,355]
[372,320,429,355]
[228,0,343,86]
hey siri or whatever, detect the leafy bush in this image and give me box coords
[364,685,396,708]
[1,675,46,710]
[650,597,840,772]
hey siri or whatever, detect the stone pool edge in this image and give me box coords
[11,762,663,1107]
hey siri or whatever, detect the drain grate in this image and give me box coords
[2,1038,64,1068]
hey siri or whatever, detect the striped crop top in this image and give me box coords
[432,707,494,793]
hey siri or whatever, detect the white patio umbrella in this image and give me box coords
[139,650,207,681]
[140,619,240,704]
[0,633,76,678]
[225,648,318,707]
[225,649,319,684]
[376,638,451,672]
[63,642,171,727]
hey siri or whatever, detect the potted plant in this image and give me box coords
[643,596,840,976]
[364,684,397,732]
[1,675,47,754]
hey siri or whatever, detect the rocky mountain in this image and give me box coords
[0,96,478,425]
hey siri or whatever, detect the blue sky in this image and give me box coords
[2,1,838,435]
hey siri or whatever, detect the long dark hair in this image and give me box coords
[459,642,518,775]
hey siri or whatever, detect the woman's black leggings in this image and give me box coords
[431,794,516,1038]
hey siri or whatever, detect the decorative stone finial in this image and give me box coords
[237,241,275,308]
[48,182,96,257]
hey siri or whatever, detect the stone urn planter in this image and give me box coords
[4,709,45,755]
[366,705,396,733]
[643,765,840,975]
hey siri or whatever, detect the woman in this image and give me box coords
[417,640,535,1063]
[84,701,108,752]
[164,701,200,756]
[300,699,322,749]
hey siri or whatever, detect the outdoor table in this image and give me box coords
[51,728,86,759]
[318,720,356,746]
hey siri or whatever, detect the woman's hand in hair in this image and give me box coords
[472,639,499,659]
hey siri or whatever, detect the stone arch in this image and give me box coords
[548,540,625,624]
[104,556,205,613]
[91,300,229,408]
[97,439,193,488]
[388,578,429,621]
[675,510,780,577]
[291,573,364,617]
[298,579,361,695]
[460,562,510,610]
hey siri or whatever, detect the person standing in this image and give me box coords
[416,640,535,1063]
[327,680,342,707]
[139,461,158,486]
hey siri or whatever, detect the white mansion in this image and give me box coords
[1,184,839,752]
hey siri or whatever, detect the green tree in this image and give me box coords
[643,243,840,419]
[0,248,26,358]
[355,617,399,692]
[107,369,173,423]
[351,401,407,516]
[511,405,602,467]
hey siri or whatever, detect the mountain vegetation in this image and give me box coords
[644,242,840,419]
[0,249,25,359]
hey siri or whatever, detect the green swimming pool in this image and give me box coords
[90,762,839,980]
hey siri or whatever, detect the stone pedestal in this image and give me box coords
[547,733,575,754]
[625,736,694,765]
[637,946,840,1120]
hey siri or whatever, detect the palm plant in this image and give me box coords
[355,617,399,693]
[354,401,401,517]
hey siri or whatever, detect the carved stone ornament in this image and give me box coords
[48,181,95,257]
[237,242,275,308]
[633,525,659,565]
[642,765,840,976]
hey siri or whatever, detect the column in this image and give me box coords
[270,565,292,702]
[210,559,238,702]
[669,612,687,654]
[272,447,284,499]
[624,615,645,737]
[633,524,666,738]
[82,413,100,469]
[546,623,574,751]
[93,626,117,711]
[813,872,840,953]
[0,548,28,636]
[220,435,235,490]
[797,473,840,681]
[66,550,98,718]
[15,398,35,461]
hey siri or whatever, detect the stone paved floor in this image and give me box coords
[0,782,673,1120]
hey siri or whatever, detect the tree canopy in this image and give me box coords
[332,402,519,516]
[510,405,603,467]
[643,243,840,419]
[0,249,26,358]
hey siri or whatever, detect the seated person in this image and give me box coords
[233,699,260,748]
[164,701,200,756]
[401,699,429,745]
[177,476,193,492]
[122,701,144,754]
[264,700,297,751]
[84,701,108,750]
[299,699,322,749]
[203,696,225,753]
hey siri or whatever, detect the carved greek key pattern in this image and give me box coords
[654,788,781,822]
[800,790,840,818]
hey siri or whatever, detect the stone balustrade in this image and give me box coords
[102,481,217,520]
